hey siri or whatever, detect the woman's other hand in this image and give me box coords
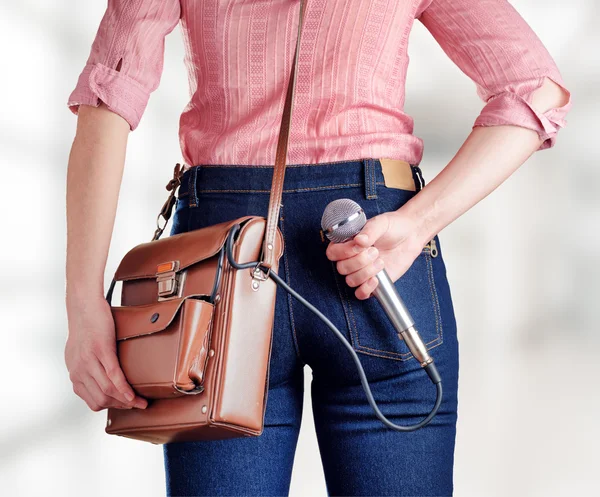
[65,103,146,413]
[325,209,424,300]
[65,296,148,412]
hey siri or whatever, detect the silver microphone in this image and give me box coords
[321,198,433,367]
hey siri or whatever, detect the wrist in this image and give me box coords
[394,198,439,248]
[66,285,107,311]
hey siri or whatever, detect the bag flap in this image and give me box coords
[112,295,212,341]
[113,215,257,281]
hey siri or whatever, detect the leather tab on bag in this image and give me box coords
[153,163,184,241]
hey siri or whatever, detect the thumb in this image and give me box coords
[354,214,390,248]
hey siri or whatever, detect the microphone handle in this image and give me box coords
[373,270,433,367]
[373,270,415,332]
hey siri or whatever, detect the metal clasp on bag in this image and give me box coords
[152,163,185,241]
[156,261,186,300]
[250,262,270,291]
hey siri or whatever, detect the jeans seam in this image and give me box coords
[190,183,378,195]
[330,260,363,353]
[188,166,198,208]
[279,208,306,365]
[184,182,395,197]
[364,158,377,200]
[426,251,444,347]
[371,159,377,198]
[184,181,418,201]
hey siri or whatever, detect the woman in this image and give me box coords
[64,1,571,495]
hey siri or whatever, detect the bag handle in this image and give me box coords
[260,0,305,272]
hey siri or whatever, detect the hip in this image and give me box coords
[172,157,422,233]
[170,157,458,366]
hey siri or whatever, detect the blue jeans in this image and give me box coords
[163,158,460,496]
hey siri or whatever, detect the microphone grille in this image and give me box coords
[321,198,367,243]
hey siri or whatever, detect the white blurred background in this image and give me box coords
[1,1,598,496]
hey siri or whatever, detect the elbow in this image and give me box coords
[473,74,573,151]
[529,75,573,150]
[530,76,571,116]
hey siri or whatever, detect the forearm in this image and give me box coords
[66,103,130,308]
[403,80,570,245]
[403,124,538,244]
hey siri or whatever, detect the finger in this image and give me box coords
[76,377,134,411]
[354,215,390,248]
[96,347,143,405]
[87,354,133,405]
[79,375,127,411]
[326,239,366,262]
[345,257,385,288]
[83,365,140,411]
[355,276,380,300]
[72,381,102,412]
[336,246,379,275]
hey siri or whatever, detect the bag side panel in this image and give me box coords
[212,218,283,432]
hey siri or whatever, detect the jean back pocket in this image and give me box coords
[330,240,443,362]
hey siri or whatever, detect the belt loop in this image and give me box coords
[410,164,425,192]
[363,158,378,200]
[188,165,199,208]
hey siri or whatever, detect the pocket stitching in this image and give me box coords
[330,260,361,348]
[426,248,444,347]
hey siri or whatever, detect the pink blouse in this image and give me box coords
[67,0,572,167]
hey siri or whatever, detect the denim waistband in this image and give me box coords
[178,158,424,202]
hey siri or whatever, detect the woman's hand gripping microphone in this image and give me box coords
[321,198,441,384]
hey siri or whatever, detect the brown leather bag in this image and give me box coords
[104,0,306,445]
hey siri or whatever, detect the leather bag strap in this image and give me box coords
[260,0,305,271]
[153,0,305,256]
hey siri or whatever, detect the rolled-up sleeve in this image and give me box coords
[67,0,181,131]
[417,0,572,150]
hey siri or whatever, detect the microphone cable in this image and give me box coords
[225,224,443,432]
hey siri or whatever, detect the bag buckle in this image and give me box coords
[156,261,185,300]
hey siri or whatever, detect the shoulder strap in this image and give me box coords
[260,0,305,271]
[153,0,305,255]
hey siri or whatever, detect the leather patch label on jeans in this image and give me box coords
[379,158,416,191]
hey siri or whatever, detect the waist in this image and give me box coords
[179,122,425,167]
[178,158,420,196]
